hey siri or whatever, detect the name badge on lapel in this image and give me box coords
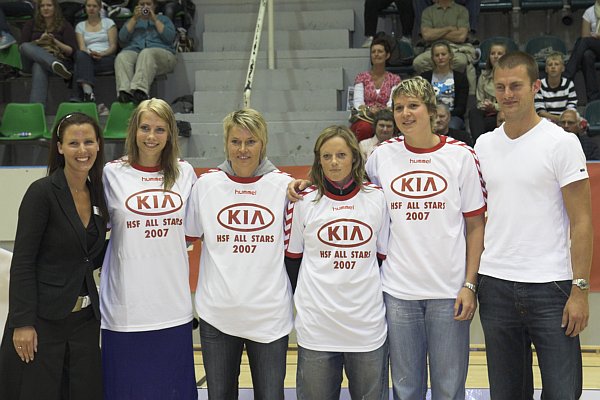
[93,206,102,217]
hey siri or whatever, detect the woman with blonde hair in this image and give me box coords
[285,125,389,400]
[101,98,198,399]
[185,108,294,400]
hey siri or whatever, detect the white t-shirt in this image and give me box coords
[100,160,197,332]
[583,6,598,35]
[184,169,294,343]
[285,184,389,352]
[474,118,588,282]
[366,135,486,300]
[75,17,115,52]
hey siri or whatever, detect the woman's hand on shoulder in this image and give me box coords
[13,326,38,363]
[287,179,311,202]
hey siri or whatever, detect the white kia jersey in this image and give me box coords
[366,135,486,300]
[185,169,294,343]
[475,118,589,282]
[101,160,197,332]
[285,184,389,352]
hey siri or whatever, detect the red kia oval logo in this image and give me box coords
[125,189,183,216]
[391,171,447,199]
[217,203,275,232]
[317,218,373,248]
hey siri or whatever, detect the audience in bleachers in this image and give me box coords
[565,0,600,103]
[72,0,117,102]
[351,37,401,141]
[19,0,76,105]
[469,42,507,142]
[535,52,577,123]
[362,0,414,47]
[559,109,600,161]
[359,108,395,160]
[0,0,35,47]
[421,40,468,130]
[0,4,19,49]
[114,0,176,105]
[434,103,473,146]
[412,0,477,95]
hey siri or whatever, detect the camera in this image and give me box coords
[142,7,149,15]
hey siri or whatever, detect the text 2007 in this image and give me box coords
[145,228,169,238]
[406,211,430,221]
[233,244,257,253]
[334,260,356,269]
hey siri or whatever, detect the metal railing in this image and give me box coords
[243,0,275,108]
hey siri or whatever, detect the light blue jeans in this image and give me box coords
[19,42,72,105]
[384,293,470,400]
[296,340,389,400]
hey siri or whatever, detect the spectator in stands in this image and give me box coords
[0,0,35,49]
[115,0,176,105]
[535,52,577,123]
[413,0,480,43]
[19,0,77,105]
[412,0,477,95]
[0,112,107,400]
[101,99,197,399]
[559,109,600,161]
[564,0,600,102]
[352,37,401,141]
[421,41,468,130]
[362,0,414,47]
[72,0,117,102]
[469,42,507,142]
[434,103,473,146]
[129,0,184,27]
[360,108,395,160]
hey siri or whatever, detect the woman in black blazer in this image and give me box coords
[0,112,108,400]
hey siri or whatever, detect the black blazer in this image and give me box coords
[421,69,469,119]
[8,168,106,328]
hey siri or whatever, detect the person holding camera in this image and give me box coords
[114,0,176,105]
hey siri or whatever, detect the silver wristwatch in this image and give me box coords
[572,278,590,291]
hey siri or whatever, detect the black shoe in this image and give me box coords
[118,90,133,103]
[132,89,149,105]
[83,92,96,103]
[51,61,72,80]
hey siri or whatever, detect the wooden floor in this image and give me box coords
[192,345,600,390]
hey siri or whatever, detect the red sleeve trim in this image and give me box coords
[377,253,386,260]
[463,205,487,218]
[185,236,200,242]
[285,251,303,259]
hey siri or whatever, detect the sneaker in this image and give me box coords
[400,35,412,44]
[51,61,72,80]
[97,103,109,116]
[83,92,96,103]
[0,32,16,50]
[361,36,373,48]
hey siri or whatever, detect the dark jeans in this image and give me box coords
[478,275,583,400]
[199,318,288,400]
[364,0,414,37]
[565,36,600,101]
[468,108,497,142]
[73,50,115,96]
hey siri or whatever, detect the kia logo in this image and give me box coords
[217,203,275,232]
[317,219,373,248]
[125,189,183,216]
[391,171,447,199]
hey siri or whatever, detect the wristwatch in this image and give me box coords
[572,278,590,291]
[463,282,477,293]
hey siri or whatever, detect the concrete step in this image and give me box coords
[203,29,350,51]
[195,67,344,91]
[204,9,354,32]
[193,89,340,113]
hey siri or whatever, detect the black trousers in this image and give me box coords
[566,36,600,102]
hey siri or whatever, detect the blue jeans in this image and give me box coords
[73,50,115,86]
[296,341,389,400]
[384,293,470,400]
[478,275,582,400]
[19,42,72,105]
[199,318,288,400]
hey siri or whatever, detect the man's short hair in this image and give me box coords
[494,51,539,84]
[372,109,394,130]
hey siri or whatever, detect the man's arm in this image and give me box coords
[561,178,593,337]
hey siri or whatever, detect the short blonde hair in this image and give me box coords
[545,51,565,65]
[391,76,437,130]
[222,108,268,161]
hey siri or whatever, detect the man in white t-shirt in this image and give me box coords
[475,51,593,400]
